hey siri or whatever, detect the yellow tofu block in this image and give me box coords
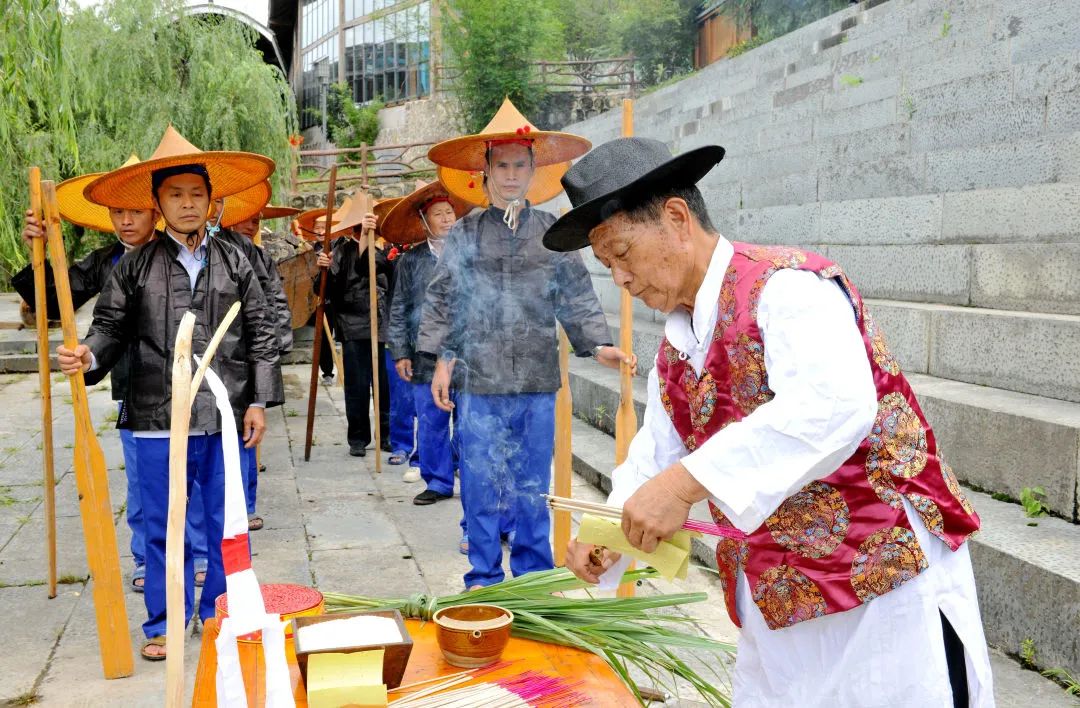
[307,650,388,708]
[577,514,698,580]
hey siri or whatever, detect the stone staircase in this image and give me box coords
[541,0,1080,692]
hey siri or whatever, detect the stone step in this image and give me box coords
[570,356,1080,521]
[566,415,1080,686]
[591,268,1080,406]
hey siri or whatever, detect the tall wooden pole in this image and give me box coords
[42,181,133,678]
[165,312,195,708]
[359,192,382,474]
[29,167,57,599]
[616,98,639,598]
[305,165,337,460]
[553,327,572,566]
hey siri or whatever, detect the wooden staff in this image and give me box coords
[322,315,345,385]
[358,191,382,474]
[553,327,572,566]
[29,167,57,598]
[616,98,639,598]
[42,181,133,678]
[305,165,338,460]
[165,312,195,708]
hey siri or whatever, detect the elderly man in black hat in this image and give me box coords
[546,138,994,707]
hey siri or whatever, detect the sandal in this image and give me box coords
[247,516,264,531]
[141,636,166,661]
[388,453,407,466]
[194,570,206,587]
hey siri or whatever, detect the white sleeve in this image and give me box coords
[681,269,878,533]
[605,364,688,508]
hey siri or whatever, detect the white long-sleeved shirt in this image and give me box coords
[602,237,994,707]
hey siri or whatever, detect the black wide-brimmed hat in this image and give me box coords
[542,137,724,252]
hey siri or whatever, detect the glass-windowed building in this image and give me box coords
[295,0,435,129]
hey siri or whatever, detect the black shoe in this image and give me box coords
[413,489,452,506]
[349,446,367,457]
[380,440,393,453]
[258,463,267,473]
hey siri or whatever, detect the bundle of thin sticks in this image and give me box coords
[390,668,585,708]
[544,494,748,540]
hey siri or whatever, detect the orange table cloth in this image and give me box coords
[193,616,639,706]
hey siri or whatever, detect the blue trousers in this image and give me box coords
[119,425,144,571]
[458,392,555,587]
[245,445,257,515]
[386,349,417,463]
[413,382,456,496]
[136,433,236,638]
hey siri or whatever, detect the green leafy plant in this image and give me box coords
[323,82,382,159]
[442,0,563,132]
[1042,667,1080,696]
[325,567,735,706]
[727,34,772,58]
[840,74,863,87]
[941,10,952,38]
[1020,637,1036,667]
[1020,486,1049,518]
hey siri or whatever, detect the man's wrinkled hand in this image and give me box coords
[621,463,705,553]
[564,538,622,584]
[56,343,91,376]
[595,346,638,376]
[23,210,44,247]
[243,406,266,448]
[431,359,455,412]
[316,252,332,268]
[395,358,413,382]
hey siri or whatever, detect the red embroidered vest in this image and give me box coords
[656,244,980,630]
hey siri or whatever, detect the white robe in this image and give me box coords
[601,237,995,707]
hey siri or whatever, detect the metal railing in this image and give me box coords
[290,139,439,194]
[435,55,637,96]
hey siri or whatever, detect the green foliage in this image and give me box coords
[1042,667,1080,696]
[727,34,771,58]
[941,10,952,38]
[612,0,698,86]
[0,0,297,286]
[324,82,383,158]
[442,0,564,132]
[840,74,863,87]
[1020,637,1036,667]
[1020,486,1049,518]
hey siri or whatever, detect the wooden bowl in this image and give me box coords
[432,604,514,668]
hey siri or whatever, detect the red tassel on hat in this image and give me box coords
[388,247,400,261]
[467,180,475,189]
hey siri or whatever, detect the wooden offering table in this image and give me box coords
[193,616,639,706]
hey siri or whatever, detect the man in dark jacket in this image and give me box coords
[420,101,634,589]
[59,126,282,660]
[13,164,158,593]
[315,202,391,457]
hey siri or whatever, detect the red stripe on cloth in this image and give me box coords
[221,535,251,574]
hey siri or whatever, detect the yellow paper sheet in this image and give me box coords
[307,650,387,708]
[577,514,697,580]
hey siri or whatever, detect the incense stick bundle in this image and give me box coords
[391,671,585,708]
[544,494,748,540]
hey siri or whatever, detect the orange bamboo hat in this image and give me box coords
[380,179,472,245]
[436,163,570,207]
[328,195,403,237]
[55,154,143,233]
[428,98,591,172]
[260,204,301,220]
[84,125,275,210]
[218,180,271,228]
[295,198,348,242]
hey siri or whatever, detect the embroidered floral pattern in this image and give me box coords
[683,434,698,452]
[662,340,681,365]
[940,459,975,515]
[712,266,739,341]
[748,268,775,321]
[683,369,719,430]
[727,333,773,415]
[863,310,900,376]
[866,393,928,480]
[866,462,905,510]
[753,565,828,629]
[658,376,674,419]
[905,493,945,541]
[850,527,927,602]
[744,245,808,269]
[766,481,850,559]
